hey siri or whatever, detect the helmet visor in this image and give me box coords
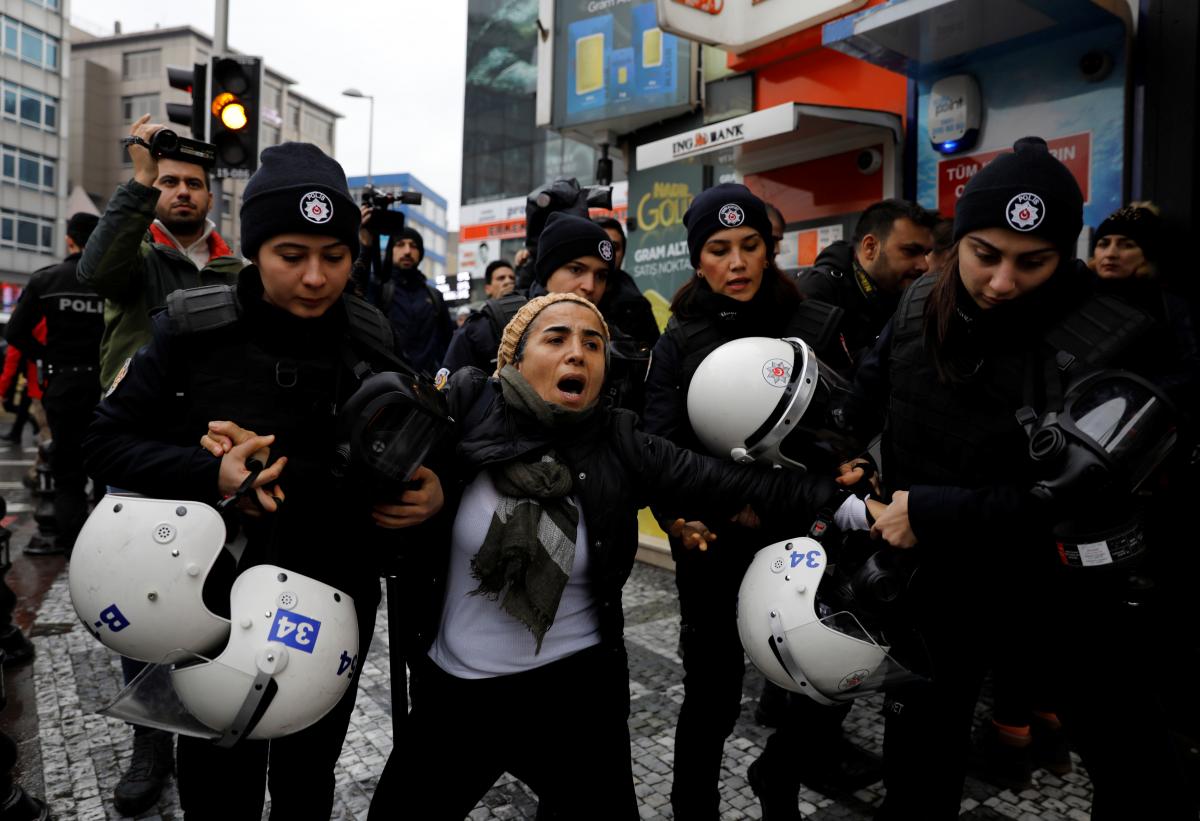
[770,610,924,704]
[1062,372,1176,491]
[772,353,857,471]
[98,654,232,740]
[359,397,445,483]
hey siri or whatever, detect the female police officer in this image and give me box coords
[838,137,1193,819]
[82,142,443,819]
[642,183,852,819]
[367,291,867,819]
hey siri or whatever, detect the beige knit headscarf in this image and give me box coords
[494,292,611,376]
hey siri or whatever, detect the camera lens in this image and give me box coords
[151,129,180,158]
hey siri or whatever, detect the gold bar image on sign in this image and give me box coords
[575,33,605,95]
[642,27,663,68]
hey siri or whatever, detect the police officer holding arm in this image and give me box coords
[82,143,444,819]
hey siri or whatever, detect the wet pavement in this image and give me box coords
[0,434,1106,820]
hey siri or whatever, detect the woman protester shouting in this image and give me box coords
[367,288,869,820]
[82,142,444,819]
[835,137,1194,820]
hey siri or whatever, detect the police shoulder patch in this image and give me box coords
[105,358,132,398]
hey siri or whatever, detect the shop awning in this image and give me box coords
[822,0,1133,77]
[635,102,903,171]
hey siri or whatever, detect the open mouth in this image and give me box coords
[557,375,586,401]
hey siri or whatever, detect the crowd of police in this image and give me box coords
[0,110,1194,821]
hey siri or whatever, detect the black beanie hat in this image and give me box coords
[1094,204,1161,262]
[683,183,775,267]
[240,142,360,260]
[954,136,1083,254]
[396,225,424,265]
[66,212,99,248]
[534,212,616,285]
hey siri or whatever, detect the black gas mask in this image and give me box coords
[1026,370,1177,569]
[334,371,451,498]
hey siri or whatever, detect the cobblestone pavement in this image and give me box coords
[25,549,1095,820]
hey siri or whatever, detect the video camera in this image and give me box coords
[362,185,423,237]
[122,129,216,168]
[525,177,613,249]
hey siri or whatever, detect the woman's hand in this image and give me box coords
[201,420,262,458]
[372,466,445,529]
[870,490,917,548]
[729,504,760,529]
[218,434,287,514]
[669,519,717,552]
[837,458,881,496]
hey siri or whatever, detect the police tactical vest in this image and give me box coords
[481,292,529,349]
[165,285,400,480]
[884,274,1154,490]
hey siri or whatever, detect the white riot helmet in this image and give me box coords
[687,336,851,471]
[103,564,359,745]
[70,495,230,663]
[736,537,921,705]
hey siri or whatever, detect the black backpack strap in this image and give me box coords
[785,298,845,354]
[481,292,529,341]
[378,278,395,312]
[890,273,936,345]
[342,293,416,376]
[165,284,241,337]
[666,316,725,386]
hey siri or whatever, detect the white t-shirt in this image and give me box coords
[428,472,602,679]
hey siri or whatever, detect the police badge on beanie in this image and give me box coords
[240,142,360,259]
[683,183,775,267]
[534,212,616,285]
[953,137,1083,254]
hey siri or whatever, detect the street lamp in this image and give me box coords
[342,88,375,186]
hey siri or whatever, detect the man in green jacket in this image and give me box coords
[75,114,243,816]
[78,114,244,392]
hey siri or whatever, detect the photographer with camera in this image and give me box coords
[355,192,454,375]
[78,115,243,395]
[75,114,243,816]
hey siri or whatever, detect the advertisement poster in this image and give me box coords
[915,24,1124,231]
[556,0,688,128]
[626,162,702,325]
[776,224,844,271]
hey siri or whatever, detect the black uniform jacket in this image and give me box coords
[398,367,844,656]
[6,252,103,369]
[82,269,404,602]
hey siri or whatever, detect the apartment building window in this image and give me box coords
[1,82,57,131]
[25,0,61,10]
[1,146,56,192]
[0,209,55,252]
[2,16,60,69]
[288,102,300,130]
[122,48,161,80]
[122,93,160,122]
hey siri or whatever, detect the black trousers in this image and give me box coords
[41,371,97,550]
[369,643,637,821]
[670,537,755,820]
[876,569,1195,821]
[175,588,378,820]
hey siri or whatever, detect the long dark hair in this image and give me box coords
[922,239,965,383]
[670,258,801,320]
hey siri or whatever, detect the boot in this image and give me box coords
[0,785,48,821]
[748,758,803,821]
[972,720,1033,791]
[0,628,33,667]
[113,729,174,816]
[1031,713,1073,775]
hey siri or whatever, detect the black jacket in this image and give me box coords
[597,268,660,352]
[83,268,404,601]
[7,253,103,371]
[400,367,843,654]
[794,240,900,376]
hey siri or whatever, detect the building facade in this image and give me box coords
[0,0,71,296]
[347,172,449,283]
[69,24,340,253]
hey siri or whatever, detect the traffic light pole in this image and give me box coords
[210,0,230,231]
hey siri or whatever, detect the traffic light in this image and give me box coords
[165,63,207,139]
[208,55,262,180]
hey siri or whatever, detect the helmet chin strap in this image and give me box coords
[216,652,284,747]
